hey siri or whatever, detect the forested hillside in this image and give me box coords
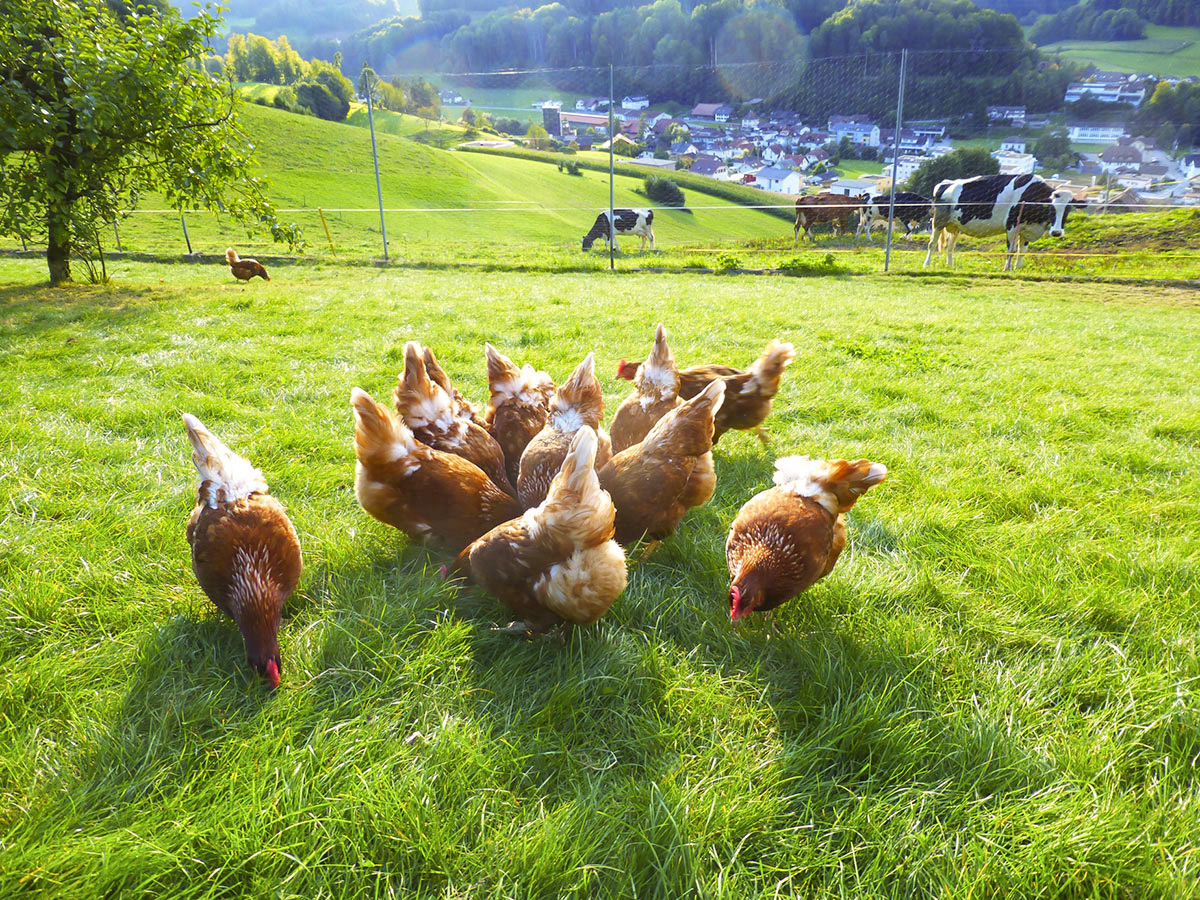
[197,0,1129,118]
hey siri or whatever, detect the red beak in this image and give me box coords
[264,659,281,689]
[729,585,744,623]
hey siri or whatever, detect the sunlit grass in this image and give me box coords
[0,259,1198,898]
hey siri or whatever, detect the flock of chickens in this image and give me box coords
[184,326,888,686]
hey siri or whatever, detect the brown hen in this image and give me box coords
[726,455,887,623]
[609,323,681,454]
[517,353,612,509]
[483,344,555,486]
[393,341,515,497]
[183,414,301,688]
[225,247,269,282]
[352,388,521,552]
[452,426,626,635]
[599,378,725,545]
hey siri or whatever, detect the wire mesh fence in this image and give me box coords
[5,51,1198,280]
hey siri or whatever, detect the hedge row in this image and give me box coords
[454,144,796,222]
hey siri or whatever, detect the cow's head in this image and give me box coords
[1048,189,1076,238]
[581,235,595,252]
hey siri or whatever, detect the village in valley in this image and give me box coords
[452,66,1200,209]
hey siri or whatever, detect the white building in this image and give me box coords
[986,105,1026,125]
[892,155,927,183]
[992,150,1038,176]
[622,95,650,110]
[1067,122,1126,143]
[1065,73,1146,105]
[998,136,1027,153]
[751,166,805,194]
[829,177,877,197]
[828,115,881,148]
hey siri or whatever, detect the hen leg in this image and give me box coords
[493,621,535,636]
[755,426,770,445]
[634,539,663,562]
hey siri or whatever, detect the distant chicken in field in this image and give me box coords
[518,353,612,510]
[393,342,515,497]
[726,456,887,623]
[609,323,681,454]
[452,427,627,635]
[617,339,794,445]
[599,379,725,545]
[422,346,488,429]
[183,414,301,688]
[225,247,270,282]
[484,344,555,486]
[352,388,522,552]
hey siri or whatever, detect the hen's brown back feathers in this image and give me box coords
[393,342,514,497]
[599,378,725,544]
[352,388,521,552]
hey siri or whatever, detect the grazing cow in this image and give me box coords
[923,174,1077,271]
[581,208,655,252]
[793,193,859,245]
[855,191,932,242]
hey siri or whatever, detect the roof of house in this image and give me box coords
[755,166,799,180]
[1100,145,1142,162]
[691,103,724,116]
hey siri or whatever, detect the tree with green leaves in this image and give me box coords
[904,148,1000,197]
[0,0,300,284]
[1033,129,1076,172]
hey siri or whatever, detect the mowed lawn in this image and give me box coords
[1,259,1198,898]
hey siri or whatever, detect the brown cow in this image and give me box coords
[793,192,860,246]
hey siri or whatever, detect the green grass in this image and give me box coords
[1039,25,1200,78]
[1,258,1199,897]
[832,160,886,178]
[0,103,785,260]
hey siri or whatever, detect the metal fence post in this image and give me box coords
[884,48,908,273]
[365,64,389,262]
[609,63,615,272]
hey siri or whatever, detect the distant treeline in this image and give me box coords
[1028,0,1198,44]
[223,34,356,121]
[221,34,443,123]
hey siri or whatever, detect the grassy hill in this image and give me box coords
[75,103,786,259]
[1038,25,1200,77]
[1,257,1198,897]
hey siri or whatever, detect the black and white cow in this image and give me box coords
[923,174,1077,271]
[855,191,932,242]
[581,208,655,253]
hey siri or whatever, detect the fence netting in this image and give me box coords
[4,51,1196,279]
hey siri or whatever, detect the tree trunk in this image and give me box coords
[47,211,71,285]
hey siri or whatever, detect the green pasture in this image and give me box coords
[0,103,784,260]
[1039,25,1200,78]
[1,258,1198,898]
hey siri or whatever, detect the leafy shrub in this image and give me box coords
[778,253,841,276]
[714,252,741,272]
[645,176,685,207]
